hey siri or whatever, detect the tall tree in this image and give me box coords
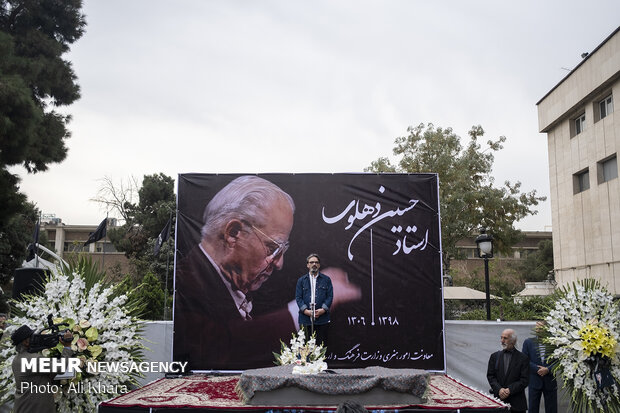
[90,175,140,223]
[94,173,176,319]
[366,123,546,273]
[0,0,85,289]
[0,0,86,193]
[0,200,40,312]
[105,173,175,258]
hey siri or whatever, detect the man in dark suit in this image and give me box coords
[295,253,333,346]
[522,321,557,413]
[487,328,529,412]
[174,176,297,370]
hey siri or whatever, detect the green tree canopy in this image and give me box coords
[105,173,175,258]
[366,123,546,272]
[0,200,41,312]
[94,173,176,319]
[0,0,85,282]
[0,200,37,284]
[130,272,165,320]
[1,0,85,174]
[518,239,554,282]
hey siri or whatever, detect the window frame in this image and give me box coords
[571,111,586,137]
[599,95,613,119]
[575,113,586,135]
[597,154,618,184]
[573,168,590,194]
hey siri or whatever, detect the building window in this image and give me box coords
[575,113,586,135]
[573,168,590,194]
[515,249,534,259]
[64,242,88,253]
[598,154,618,184]
[456,248,476,259]
[96,241,117,253]
[599,95,613,119]
[570,112,587,137]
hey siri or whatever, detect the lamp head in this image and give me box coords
[475,228,494,258]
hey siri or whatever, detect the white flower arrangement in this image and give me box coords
[0,257,145,413]
[541,279,620,413]
[292,360,328,375]
[273,329,327,374]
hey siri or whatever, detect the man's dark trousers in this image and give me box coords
[523,337,557,413]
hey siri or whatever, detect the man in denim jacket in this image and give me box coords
[295,253,333,346]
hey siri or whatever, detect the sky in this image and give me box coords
[12,0,620,230]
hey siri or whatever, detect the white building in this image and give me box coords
[537,27,620,294]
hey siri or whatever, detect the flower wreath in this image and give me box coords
[540,279,620,413]
[0,257,145,413]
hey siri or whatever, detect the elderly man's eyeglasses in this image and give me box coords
[248,223,290,262]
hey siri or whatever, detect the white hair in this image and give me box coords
[505,329,517,344]
[200,176,295,240]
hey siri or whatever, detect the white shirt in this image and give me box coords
[310,273,318,308]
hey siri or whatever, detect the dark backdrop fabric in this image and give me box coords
[173,173,445,371]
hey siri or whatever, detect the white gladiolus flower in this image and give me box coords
[0,266,145,413]
[542,280,620,412]
[275,329,327,374]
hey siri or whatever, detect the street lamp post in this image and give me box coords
[475,228,494,321]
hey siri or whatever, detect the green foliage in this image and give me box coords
[0,168,27,223]
[444,299,481,320]
[12,255,146,321]
[366,123,546,271]
[450,258,527,299]
[0,200,50,314]
[134,173,175,234]
[491,274,524,298]
[0,0,86,173]
[2,255,147,409]
[0,1,86,294]
[517,239,554,282]
[96,173,175,320]
[114,274,134,298]
[141,238,174,289]
[108,173,175,258]
[62,255,107,292]
[132,272,165,320]
[116,270,170,321]
[475,262,525,297]
[0,201,38,285]
[457,294,556,321]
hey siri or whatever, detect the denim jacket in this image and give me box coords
[295,272,333,326]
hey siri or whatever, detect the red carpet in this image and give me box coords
[101,374,507,410]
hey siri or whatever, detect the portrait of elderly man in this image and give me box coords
[174,176,361,370]
[174,176,294,370]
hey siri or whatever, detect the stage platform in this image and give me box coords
[98,373,508,413]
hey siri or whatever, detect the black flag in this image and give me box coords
[154,218,172,257]
[26,218,41,261]
[84,218,107,246]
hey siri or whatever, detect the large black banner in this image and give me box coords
[173,173,444,371]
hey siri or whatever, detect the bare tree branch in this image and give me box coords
[90,175,139,223]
